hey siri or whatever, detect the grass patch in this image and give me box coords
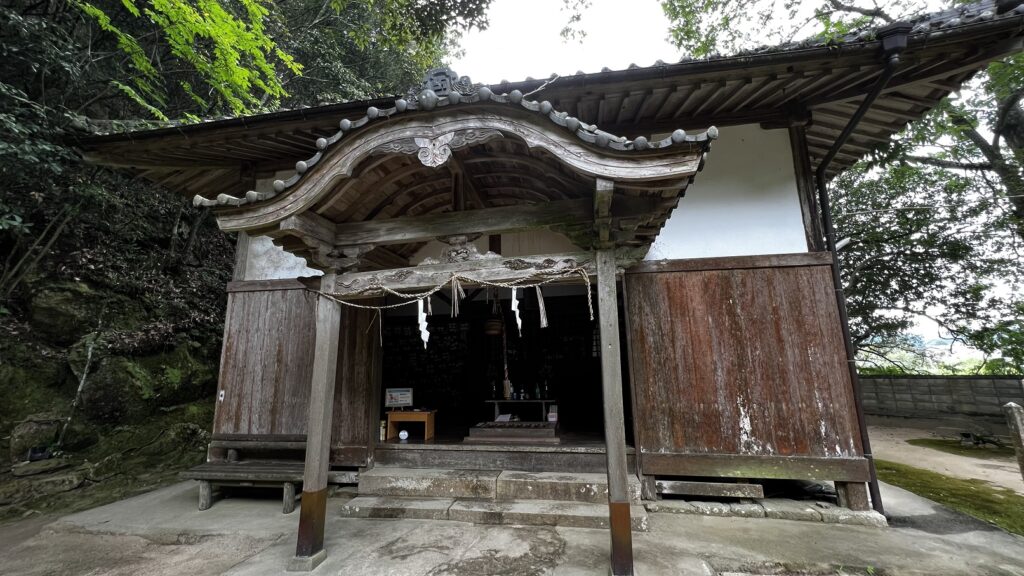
[875,459,1024,536]
[906,437,1016,460]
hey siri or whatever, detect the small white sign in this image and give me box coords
[385,388,413,408]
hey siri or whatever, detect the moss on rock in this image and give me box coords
[135,339,216,407]
[80,356,153,422]
[0,340,68,434]
[28,282,146,346]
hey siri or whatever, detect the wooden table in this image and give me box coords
[484,399,557,422]
[386,410,436,441]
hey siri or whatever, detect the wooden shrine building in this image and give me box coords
[76,2,1024,573]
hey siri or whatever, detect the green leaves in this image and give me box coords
[74,0,302,117]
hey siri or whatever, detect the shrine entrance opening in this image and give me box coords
[377,283,633,449]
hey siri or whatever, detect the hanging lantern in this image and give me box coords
[484,316,503,336]
[483,290,503,335]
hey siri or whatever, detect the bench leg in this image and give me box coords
[227,449,239,462]
[283,482,297,514]
[198,480,214,511]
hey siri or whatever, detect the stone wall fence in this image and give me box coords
[859,375,1024,421]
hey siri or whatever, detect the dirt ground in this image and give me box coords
[868,423,1024,495]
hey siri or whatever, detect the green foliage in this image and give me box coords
[332,0,489,70]
[72,0,303,116]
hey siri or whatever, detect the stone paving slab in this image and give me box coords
[338,496,454,520]
[8,482,1024,576]
[760,498,824,522]
[357,467,500,499]
[495,470,642,503]
[449,499,650,531]
[645,497,884,526]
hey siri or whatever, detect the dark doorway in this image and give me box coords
[378,285,631,445]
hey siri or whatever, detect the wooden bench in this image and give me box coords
[180,461,357,513]
[208,433,307,462]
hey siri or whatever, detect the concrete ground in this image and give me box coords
[1,481,1022,576]
[869,423,1024,495]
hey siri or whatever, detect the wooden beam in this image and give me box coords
[450,163,466,212]
[626,252,831,274]
[597,249,634,576]
[641,453,872,482]
[292,272,341,571]
[331,197,661,248]
[656,480,765,499]
[788,126,824,251]
[330,248,644,298]
[595,179,614,248]
[277,211,338,246]
[450,154,488,209]
[599,108,789,136]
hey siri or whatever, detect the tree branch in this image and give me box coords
[826,0,894,23]
[904,155,992,171]
[994,86,1024,148]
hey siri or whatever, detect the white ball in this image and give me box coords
[398,430,409,440]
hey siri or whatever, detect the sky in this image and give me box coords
[450,0,679,84]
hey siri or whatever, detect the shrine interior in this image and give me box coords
[378,284,634,446]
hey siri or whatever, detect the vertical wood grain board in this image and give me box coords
[624,255,863,472]
[330,305,382,466]
[213,287,317,435]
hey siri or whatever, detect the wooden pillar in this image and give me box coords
[596,249,634,576]
[1004,402,1024,482]
[290,271,341,572]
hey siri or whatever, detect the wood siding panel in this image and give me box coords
[331,305,382,466]
[625,256,863,477]
[213,288,317,436]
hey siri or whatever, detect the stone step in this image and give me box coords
[449,499,649,531]
[338,495,649,531]
[358,467,499,499]
[339,496,454,520]
[496,471,642,504]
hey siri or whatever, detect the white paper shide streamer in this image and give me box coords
[417,299,430,348]
[510,287,522,336]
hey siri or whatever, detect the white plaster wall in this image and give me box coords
[646,124,808,260]
[243,235,321,280]
[240,170,322,281]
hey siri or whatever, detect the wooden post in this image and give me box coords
[232,231,251,281]
[1004,402,1024,483]
[596,249,634,576]
[836,482,871,511]
[290,271,341,572]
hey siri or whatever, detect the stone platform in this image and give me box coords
[350,468,647,529]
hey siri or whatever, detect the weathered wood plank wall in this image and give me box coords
[331,305,382,466]
[624,253,866,480]
[213,282,317,435]
[212,280,381,467]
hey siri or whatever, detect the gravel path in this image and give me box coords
[869,425,1024,495]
